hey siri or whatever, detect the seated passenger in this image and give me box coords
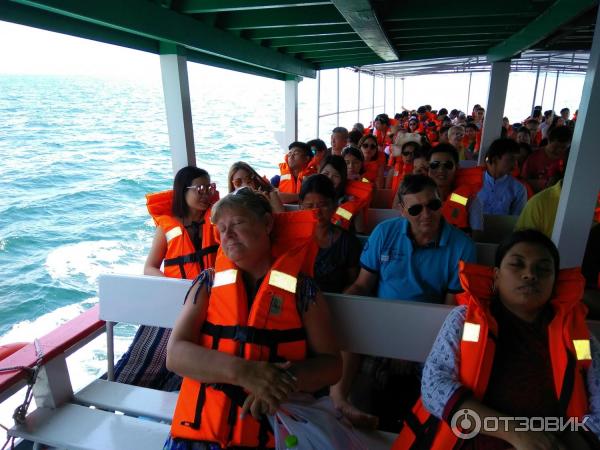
[165,188,342,449]
[115,166,219,391]
[347,129,363,148]
[472,138,527,222]
[427,144,484,233]
[320,154,371,233]
[329,126,349,156]
[521,126,572,193]
[359,134,385,188]
[342,145,366,182]
[306,138,329,172]
[386,140,421,193]
[394,230,600,450]
[448,126,467,160]
[331,175,476,430]
[270,141,315,202]
[299,174,362,293]
[228,161,284,213]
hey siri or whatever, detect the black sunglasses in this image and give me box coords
[429,160,455,171]
[401,151,414,156]
[361,143,377,150]
[406,198,442,216]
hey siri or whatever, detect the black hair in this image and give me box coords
[332,127,349,137]
[319,154,347,198]
[548,126,572,143]
[560,107,570,114]
[398,174,439,203]
[348,130,363,146]
[172,166,210,218]
[485,138,520,163]
[428,143,459,164]
[374,114,390,126]
[307,138,327,154]
[532,110,542,118]
[412,147,429,160]
[402,141,421,153]
[299,173,336,202]
[518,142,533,157]
[439,125,451,135]
[288,141,313,159]
[465,123,479,130]
[342,145,364,162]
[438,108,448,115]
[517,126,529,134]
[417,106,427,114]
[495,229,560,276]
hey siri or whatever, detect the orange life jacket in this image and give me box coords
[278,162,316,194]
[393,262,591,450]
[595,192,600,223]
[363,151,386,184]
[332,179,373,230]
[512,167,535,199]
[146,190,218,278]
[170,210,318,448]
[391,161,414,197]
[373,127,391,148]
[441,167,484,230]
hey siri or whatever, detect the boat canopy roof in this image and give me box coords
[1,0,597,79]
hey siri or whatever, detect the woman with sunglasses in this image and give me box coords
[299,174,362,293]
[113,166,220,392]
[358,134,385,188]
[394,230,600,450]
[427,144,484,233]
[386,140,421,193]
[227,161,285,213]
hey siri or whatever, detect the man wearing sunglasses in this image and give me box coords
[427,144,484,233]
[331,174,476,429]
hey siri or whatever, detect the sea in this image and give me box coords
[0,61,586,434]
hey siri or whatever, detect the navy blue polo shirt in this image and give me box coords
[360,217,476,303]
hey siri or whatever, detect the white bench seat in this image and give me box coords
[9,403,170,450]
[74,379,178,423]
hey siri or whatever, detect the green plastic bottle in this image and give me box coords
[284,434,298,449]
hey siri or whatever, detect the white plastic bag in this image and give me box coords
[268,394,369,450]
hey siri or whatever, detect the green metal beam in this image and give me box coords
[390,31,513,41]
[396,46,490,61]
[283,41,368,53]
[394,39,499,49]
[8,0,317,78]
[304,51,375,61]
[244,24,354,40]
[179,0,328,14]
[218,5,345,29]
[316,56,383,69]
[330,0,397,61]
[268,34,361,47]
[383,0,540,22]
[385,17,533,33]
[487,0,598,62]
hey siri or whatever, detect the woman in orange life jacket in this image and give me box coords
[372,113,392,151]
[358,134,385,188]
[228,161,285,213]
[427,143,484,234]
[394,230,600,450]
[299,174,361,293]
[342,145,365,182]
[320,154,370,234]
[385,140,420,192]
[390,146,430,209]
[114,166,219,391]
[164,188,341,450]
[305,138,329,172]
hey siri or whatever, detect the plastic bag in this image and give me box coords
[267,394,369,450]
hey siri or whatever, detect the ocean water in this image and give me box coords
[0,66,586,432]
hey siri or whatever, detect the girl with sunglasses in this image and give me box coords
[358,134,385,188]
[114,166,220,392]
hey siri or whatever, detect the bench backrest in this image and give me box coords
[479,215,518,243]
[98,274,452,362]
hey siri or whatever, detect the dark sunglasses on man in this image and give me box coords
[429,160,455,171]
[404,198,442,216]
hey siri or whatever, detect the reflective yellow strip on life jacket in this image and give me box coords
[213,269,238,287]
[462,322,480,342]
[450,193,468,206]
[165,227,182,243]
[335,207,353,221]
[280,174,292,181]
[269,270,297,293]
[573,339,592,360]
[361,178,370,183]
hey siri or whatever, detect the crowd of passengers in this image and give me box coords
[113,104,600,449]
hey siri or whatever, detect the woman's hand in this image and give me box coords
[237,360,297,413]
[331,396,379,429]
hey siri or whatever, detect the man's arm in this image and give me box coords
[344,268,378,296]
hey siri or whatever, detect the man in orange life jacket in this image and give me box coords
[427,143,484,233]
[270,141,315,203]
[330,174,476,431]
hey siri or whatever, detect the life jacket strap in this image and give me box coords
[403,410,441,450]
[163,244,219,266]
[201,322,306,346]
